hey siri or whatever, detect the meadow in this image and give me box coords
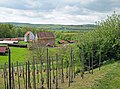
[0,13,119,89]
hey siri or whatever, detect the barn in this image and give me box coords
[24,31,35,42]
[35,32,55,46]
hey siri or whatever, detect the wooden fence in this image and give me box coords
[0,47,102,89]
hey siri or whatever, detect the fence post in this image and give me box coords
[22,63,25,88]
[73,54,75,78]
[52,57,55,84]
[40,56,44,89]
[49,57,52,89]
[55,54,58,89]
[28,61,31,88]
[33,58,36,89]
[12,63,15,89]
[70,48,73,82]
[25,62,28,89]
[3,63,6,89]
[17,61,20,89]
[8,49,11,89]
[68,60,70,87]
[61,57,64,83]
[66,60,68,79]
[36,63,39,83]
[81,46,84,79]
[46,48,49,89]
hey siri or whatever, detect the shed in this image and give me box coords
[35,32,55,46]
[0,41,18,44]
[58,40,67,44]
[24,31,35,42]
[0,46,9,55]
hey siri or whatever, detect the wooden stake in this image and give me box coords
[40,56,44,89]
[33,58,36,89]
[17,61,20,89]
[25,62,28,89]
[3,63,6,89]
[68,61,70,87]
[36,63,39,83]
[52,57,55,84]
[55,54,58,89]
[61,57,64,83]
[49,57,51,89]
[12,63,15,89]
[70,48,73,82]
[66,60,68,79]
[28,61,31,88]
[22,63,25,88]
[8,49,11,89]
[46,48,49,89]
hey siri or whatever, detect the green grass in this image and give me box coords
[0,47,29,66]
[60,60,120,89]
[18,41,29,45]
[92,61,120,89]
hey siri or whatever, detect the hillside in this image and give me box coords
[0,60,119,89]
[0,22,96,31]
[60,60,120,89]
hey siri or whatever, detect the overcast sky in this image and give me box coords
[0,0,120,25]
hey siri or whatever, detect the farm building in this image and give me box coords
[0,40,18,44]
[58,40,67,44]
[24,31,35,42]
[0,38,24,41]
[35,32,55,46]
[0,46,9,55]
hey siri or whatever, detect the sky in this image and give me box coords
[0,0,120,25]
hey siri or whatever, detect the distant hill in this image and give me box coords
[0,22,96,31]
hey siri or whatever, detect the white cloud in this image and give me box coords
[0,0,119,25]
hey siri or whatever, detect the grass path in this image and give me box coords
[60,61,119,89]
[92,61,120,89]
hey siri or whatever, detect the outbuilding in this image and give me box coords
[0,46,9,55]
[35,32,55,46]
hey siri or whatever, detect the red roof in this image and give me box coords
[37,32,55,39]
[0,46,8,53]
[58,40,67,44]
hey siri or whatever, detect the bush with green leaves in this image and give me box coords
[75,13,120,67]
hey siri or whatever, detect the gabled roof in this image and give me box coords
[36,32,55,39]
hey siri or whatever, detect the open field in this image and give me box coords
[0,47,28,65]
[0,13,119,89]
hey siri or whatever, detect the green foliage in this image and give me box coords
[0,24,13,38]
[75,13,120,65]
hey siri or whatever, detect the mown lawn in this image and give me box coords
[0,47,29,66]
